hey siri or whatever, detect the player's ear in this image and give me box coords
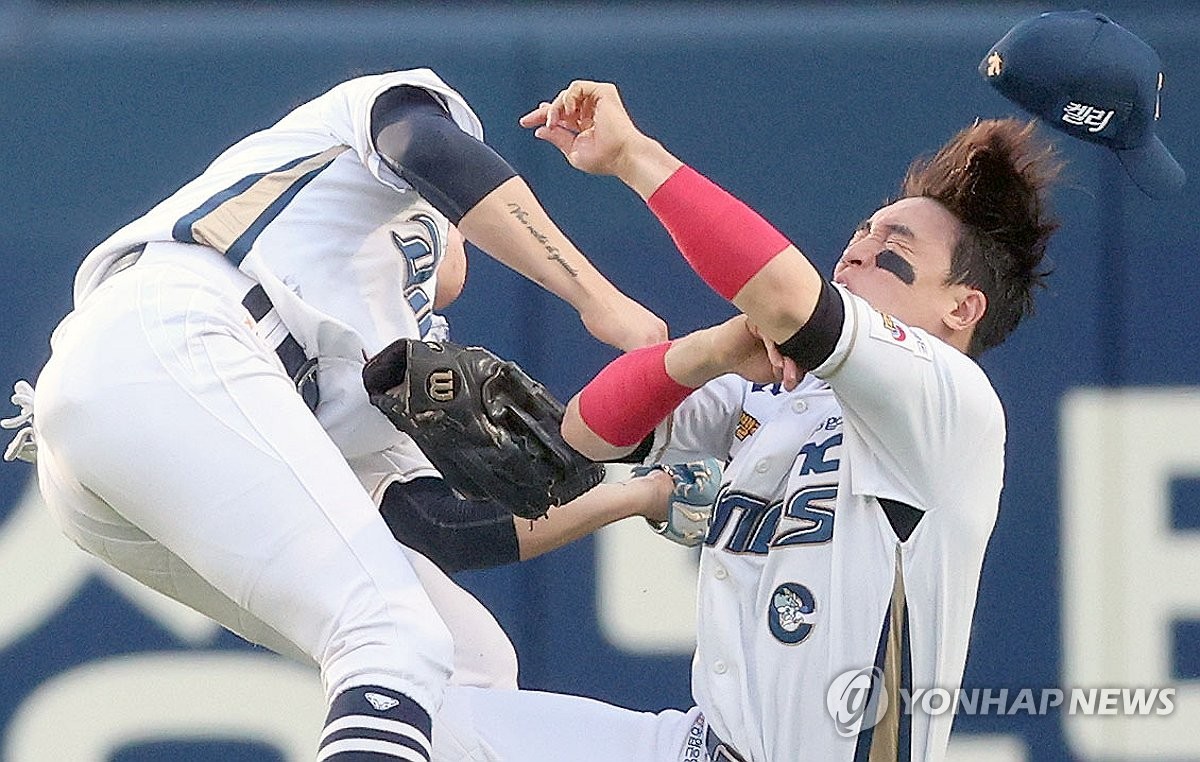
[944,287,986,334]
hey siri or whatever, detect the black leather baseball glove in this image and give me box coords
[363,338,604,520]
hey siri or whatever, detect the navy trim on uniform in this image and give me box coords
[322,685,431,761]
[242,284,320,412]
[171,152,319,244]
[898,600,913,762]
[224,156,342,264]
[853,612,891,762]
[704,726,748,762]
[879,497,924,542]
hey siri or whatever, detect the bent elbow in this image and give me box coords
[562,396,632,461]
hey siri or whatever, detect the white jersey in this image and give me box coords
[75,68,483,463]
[653,285,1005,761]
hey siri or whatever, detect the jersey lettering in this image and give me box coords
[405,286,433,336]
[710,432,843,554]
[391,213,441,285]
[798,433,841,475]
[750,381,784,396]
[774,486,837,546]
[706,491,776,552]
[708,486,840,553]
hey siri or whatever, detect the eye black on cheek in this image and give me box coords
[876,250,916,285]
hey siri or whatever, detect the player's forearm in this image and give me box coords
[457,177,626,315]
[610,134,683,200]
[565,327,736,457]
[628,155,826,343]
[515,475,671,560]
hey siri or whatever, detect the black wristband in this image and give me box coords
[371,86,517,224]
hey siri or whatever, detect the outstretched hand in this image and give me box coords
[519,81,650,178]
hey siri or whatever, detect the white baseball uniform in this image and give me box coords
[22,69,521,740]
[432,284,1004,762]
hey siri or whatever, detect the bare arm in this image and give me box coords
[456,176,665,351]
[512,471,674,560]
[373,84,667,352]
[520,81,824,347]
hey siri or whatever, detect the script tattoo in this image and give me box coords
[506,203,579,277]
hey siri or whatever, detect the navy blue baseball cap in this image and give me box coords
[980,10,1184,199]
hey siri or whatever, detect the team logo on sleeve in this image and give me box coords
[870,311,931,360]
[768,582,816,644]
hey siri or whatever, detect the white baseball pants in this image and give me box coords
[431,686,703,762]
[31,243,453,713]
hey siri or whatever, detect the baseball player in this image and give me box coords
[420,81,1063,762]
[3,69,670,762]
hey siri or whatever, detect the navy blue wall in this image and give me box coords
[2,3,1198,760]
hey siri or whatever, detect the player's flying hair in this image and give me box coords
[900,118,1063,357]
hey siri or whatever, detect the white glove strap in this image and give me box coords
[2,380,37,464]
[647,502,712,547]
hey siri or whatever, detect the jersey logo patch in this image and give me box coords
[734,411,760,440]
[768,582,816,644]
[870,311,931,360]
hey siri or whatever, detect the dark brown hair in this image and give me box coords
[900,119,1062,357]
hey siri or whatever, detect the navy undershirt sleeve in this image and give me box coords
[370,86,517,224]
[378,477,520,573]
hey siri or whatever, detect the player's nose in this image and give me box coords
[837,245,876,271]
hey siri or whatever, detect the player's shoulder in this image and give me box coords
[324,68,453,95]
[277,69,459,120]
[316,69,483,141]
[933,341,1005,427]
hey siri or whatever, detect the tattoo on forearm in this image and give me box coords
[506,203,579,277]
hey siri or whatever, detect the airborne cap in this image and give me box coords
[980,10,1185,200]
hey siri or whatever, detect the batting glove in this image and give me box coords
[633,457,723,547]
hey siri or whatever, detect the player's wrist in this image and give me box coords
[665,326,737,387]
[635,469,674,524]
[617,136,682,199]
